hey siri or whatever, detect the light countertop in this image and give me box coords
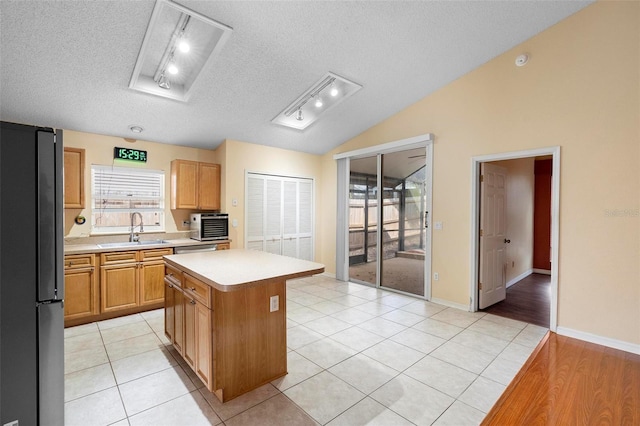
[164,249,325,292]
[64,239,230,255]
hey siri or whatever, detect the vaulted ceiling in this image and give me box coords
[0,1,592,155]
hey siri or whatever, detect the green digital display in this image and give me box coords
[114,147,147,162]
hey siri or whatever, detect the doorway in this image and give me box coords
[470,147,560,331]
[334,134,433,299]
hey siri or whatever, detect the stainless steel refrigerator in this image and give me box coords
[1,121,64,426]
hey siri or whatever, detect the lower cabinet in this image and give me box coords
[100,248,173,313]
[64,254,98,321]
[64,247,173,326]
[165,268,214,389]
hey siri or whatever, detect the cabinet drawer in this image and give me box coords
[140,247,174,261]
[101,251,138,265]
[165,264,183,288]
[184,274,212,308]
[64,254,95,269]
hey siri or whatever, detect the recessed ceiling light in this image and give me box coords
[129,125,144,133]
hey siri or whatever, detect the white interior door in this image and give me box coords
[479,163,508,309]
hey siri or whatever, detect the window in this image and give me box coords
[91,165,165,234]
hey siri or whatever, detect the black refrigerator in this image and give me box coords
[1,121,64,426]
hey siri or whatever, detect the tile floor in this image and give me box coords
[64,275,547,426]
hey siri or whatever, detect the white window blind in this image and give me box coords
[91,165,165,234]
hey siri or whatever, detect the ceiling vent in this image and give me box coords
[272,72,362,130]
[129,0,232,102]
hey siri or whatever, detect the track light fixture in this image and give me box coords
[272,72,362,130]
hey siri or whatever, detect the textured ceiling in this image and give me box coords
[0,1,592,155]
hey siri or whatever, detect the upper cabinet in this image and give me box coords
[64,147,85,208]
[171,160,221,210]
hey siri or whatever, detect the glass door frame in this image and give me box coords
[335,134,434,300]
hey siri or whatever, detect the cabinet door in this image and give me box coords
[164,279,175,343]
[100,263,138,312]
[184,296,196,369]
[194,301,212,388]
[171,160,198,209]
[139,260,165,306]
[64,267,97,320]
[198,163,221,210]
[63,147,85,208]
[173,286,185,354]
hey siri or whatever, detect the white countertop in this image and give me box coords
[64,239,229,255]
[164,249,325,292]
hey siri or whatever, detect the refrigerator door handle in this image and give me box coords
[36,130,59,302]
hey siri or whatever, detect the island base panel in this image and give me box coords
[214,278,287,402]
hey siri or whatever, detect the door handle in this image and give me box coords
[424,211,429,228]
[504,239,511,244]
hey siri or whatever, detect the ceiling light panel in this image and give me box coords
[272,72,362,130]
[129,0,232,102]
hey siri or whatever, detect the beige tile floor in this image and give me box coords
[64,276,547,426]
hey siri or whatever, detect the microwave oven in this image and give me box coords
[190,213,229,241]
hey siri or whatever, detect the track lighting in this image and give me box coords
[158,73,170,89]
[272,72,362,130]
[330,81,339,97]
[167,61,178,75]
[178,40,190,53]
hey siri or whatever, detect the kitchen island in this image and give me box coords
[163,249,324,402]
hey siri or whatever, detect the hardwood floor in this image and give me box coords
[481,273,550,328]
[482,332,640,425]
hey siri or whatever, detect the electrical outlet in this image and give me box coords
[434,221,443,230]
[270,295,279,312]
[434,272,439,281]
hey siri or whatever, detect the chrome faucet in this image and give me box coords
[130,212,144,242]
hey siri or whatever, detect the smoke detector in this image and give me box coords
[515,54,529,67]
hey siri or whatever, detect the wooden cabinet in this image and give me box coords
[101,248,173,313]
[170,159,221,210]
[64,254,98,321]
[63,147,85,208]
[164,264,184,353]
[167,272,214,389]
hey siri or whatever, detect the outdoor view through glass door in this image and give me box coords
[348,148,427,296]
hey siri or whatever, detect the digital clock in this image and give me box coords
[114,147,147,163]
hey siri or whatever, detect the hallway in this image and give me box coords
[481,274,550,328]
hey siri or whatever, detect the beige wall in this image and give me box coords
[216,139,323,251]
[63,130,216,238]
[493,158,535,283]
[319,2,639,345]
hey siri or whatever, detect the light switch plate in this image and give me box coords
[270,295,279,312]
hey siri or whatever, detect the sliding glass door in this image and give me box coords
[347,148,429,297]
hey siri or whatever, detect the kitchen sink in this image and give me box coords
[97,240,169,249]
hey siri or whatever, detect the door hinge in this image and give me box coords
[480,175,484,182]
[479,282,482,290]
[480,229,483,237]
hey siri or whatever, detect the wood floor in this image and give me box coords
[481,273,550,328]
[482,332,640,425]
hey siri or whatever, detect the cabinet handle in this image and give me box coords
[189,287,196,291]
[190,300,196,305]
[168,284,173,289]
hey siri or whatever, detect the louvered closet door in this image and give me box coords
[265,178,283,254]
[246,176,265,251]
[245,173,314,261]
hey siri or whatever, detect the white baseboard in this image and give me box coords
[506,269,532,288]
[556,326,640,355]
[532,268,551,275]
[431,297,470,312]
